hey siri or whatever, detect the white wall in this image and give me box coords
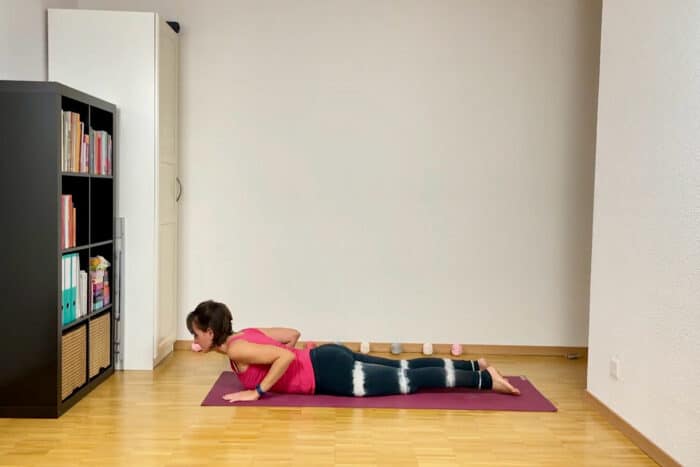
[588,2,700,466]
[0,0,76,80]
[76,0,601,346]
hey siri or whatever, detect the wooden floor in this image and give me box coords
[0,351,655,466]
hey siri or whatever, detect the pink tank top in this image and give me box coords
[227,328,316,394]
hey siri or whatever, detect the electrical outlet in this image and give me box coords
[610,357,620,380]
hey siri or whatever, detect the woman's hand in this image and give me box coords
[258,328,301,348]
[222,390,261,403]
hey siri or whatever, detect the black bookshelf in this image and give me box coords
[0,81,117,418]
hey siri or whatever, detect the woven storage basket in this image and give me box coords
[61,325,87,400]
[89,312,111,378]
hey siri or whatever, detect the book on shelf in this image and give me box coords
[90,129,113,176]
[61,110,89,173]
[60,194,76,249]
[61,253,87,325]
[90,255,111,310]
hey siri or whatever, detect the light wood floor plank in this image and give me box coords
[0,351,656,466]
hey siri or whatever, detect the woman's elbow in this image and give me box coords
[283,349,296,362]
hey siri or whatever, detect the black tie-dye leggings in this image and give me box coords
[309,344,493,397]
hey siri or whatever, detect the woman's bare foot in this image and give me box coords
[486,366,520,395]
[479,359,507,379]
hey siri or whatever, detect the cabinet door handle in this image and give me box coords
[176,176,182,202]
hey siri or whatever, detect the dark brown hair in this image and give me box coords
[186,300,233,346]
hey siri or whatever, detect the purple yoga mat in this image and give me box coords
[201,372,557,412]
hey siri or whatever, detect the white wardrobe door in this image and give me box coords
[154,18,179,365]
[156,217,177,364]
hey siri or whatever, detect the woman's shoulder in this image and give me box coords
[226,328,264,343]
[238,327,266,337]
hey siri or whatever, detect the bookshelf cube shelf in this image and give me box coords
[0,81,117,417]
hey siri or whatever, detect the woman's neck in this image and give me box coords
[215,331,242,354]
